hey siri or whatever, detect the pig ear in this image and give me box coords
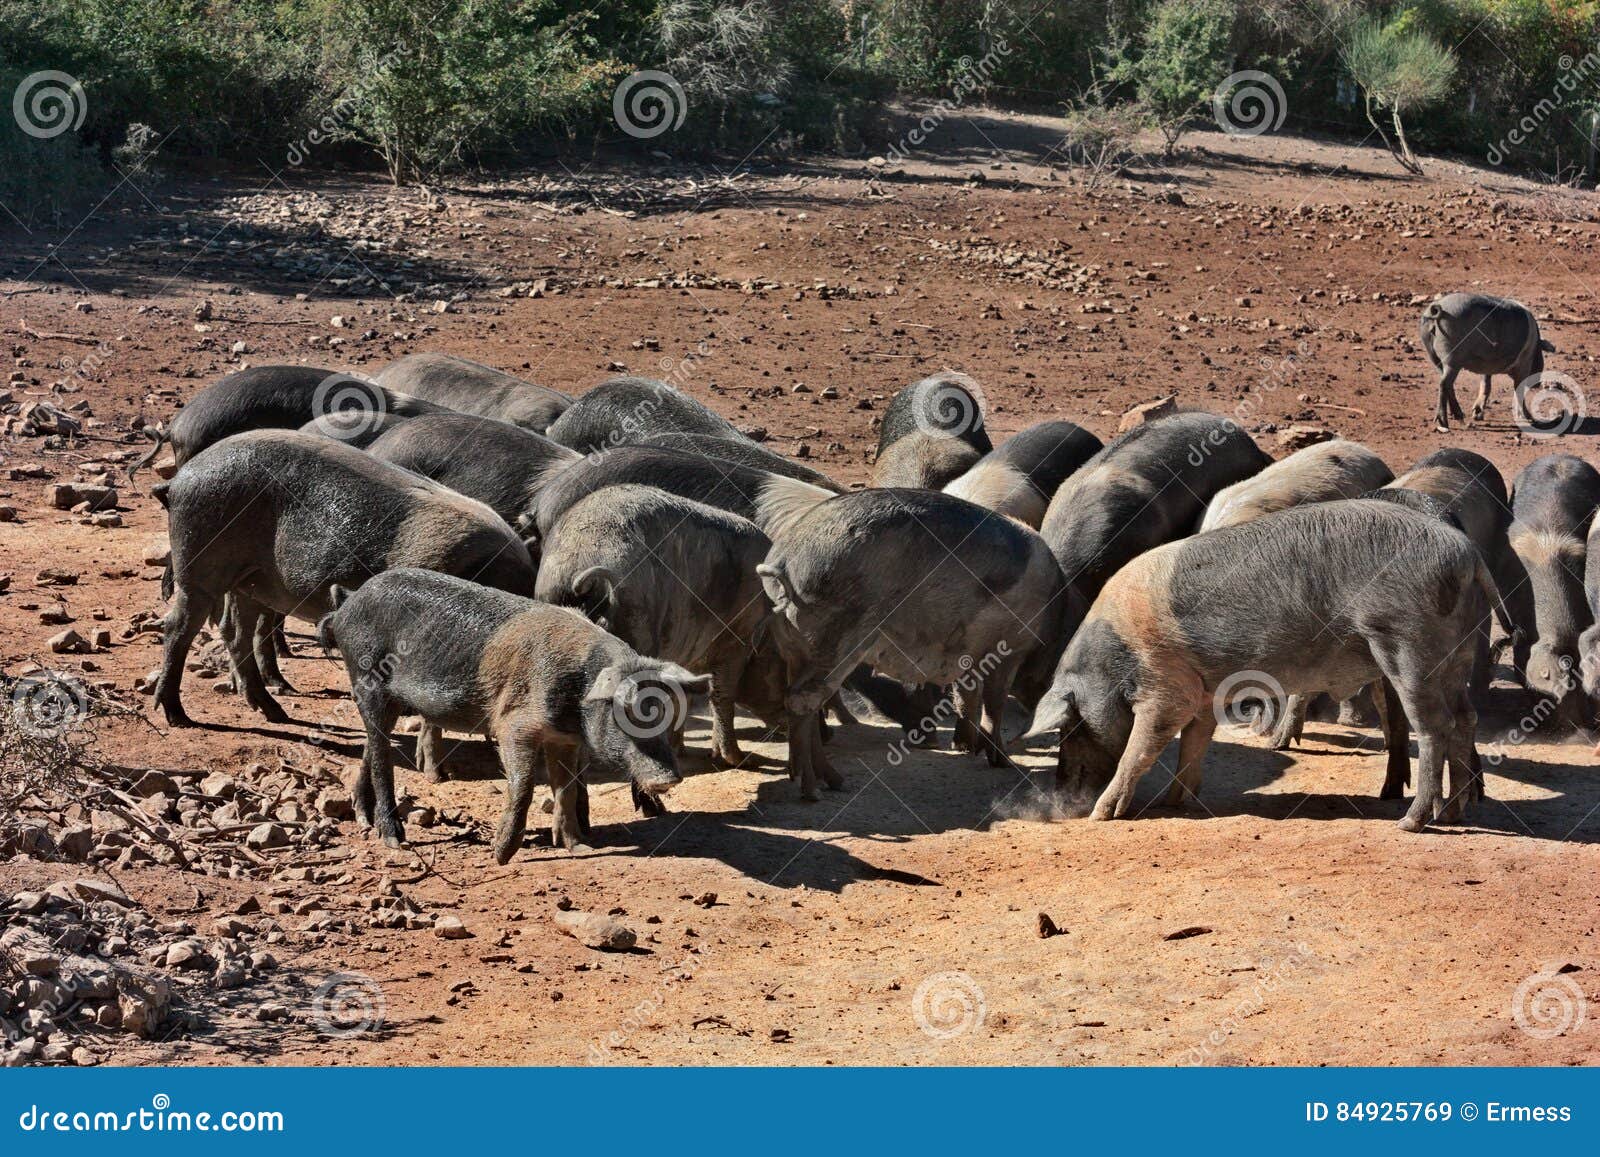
[756,563,795,611]
[584,664,626,704]
[1027,687,1077,738]
[573,565,616,606]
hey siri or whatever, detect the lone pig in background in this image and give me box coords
[871,372,993,489]
[536,485,778,769]
[374,352,571,432]
[319,569,708,859]
[1198,438,1392,532]
[1507,453,1600,725]
[1041,411,1271,601]
[944,420,1103,528]
[151,430,536,727]
[759,490,1073,798]
[1419,293,1556,431]
[1032,500,1512,832]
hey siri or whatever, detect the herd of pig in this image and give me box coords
[129,291,1591,859]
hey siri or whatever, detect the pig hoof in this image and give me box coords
[162,710,199,729]
[1396,814,1427,833]
[381,832,407,850]
[635,793,666,818]
[799,784,822,802]
[1378,782,1405,801]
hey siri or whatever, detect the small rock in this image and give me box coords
[1117,396,1177,433]
[245,823,290,850]
[1275,424,1334,451]
[434,915,471,940]
[552,909,636,951]
[47,629,90,654]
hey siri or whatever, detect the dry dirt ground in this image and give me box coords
[2,112,1598,1066]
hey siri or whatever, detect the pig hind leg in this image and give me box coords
[708,652,749,768]
[1434,365,1462,431]
[153,585,218,728]
[1380,654,1455,831]
[352,695,403,846]
[1441,694,1485,821]
[952,681,982,755]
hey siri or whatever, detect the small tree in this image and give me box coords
[1341,14,1457,175]
[1109,0,1236,156]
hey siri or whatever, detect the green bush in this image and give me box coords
[1341,11,1457,173]
[1108,0,1237,155]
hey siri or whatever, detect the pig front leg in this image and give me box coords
[1373,679,1410,800]
[225,596,290,724]
[543,742,592,852]
[417,724,447,782]
[1090,708,1183,821]
[493,737,545,864]
[1269,694,1306,749]
[1161,713,1216,808]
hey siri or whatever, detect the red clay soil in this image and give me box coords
[1,116,1596,1066]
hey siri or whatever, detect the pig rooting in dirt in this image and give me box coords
[1031,499,1513,832]
[871,372,994,490]
[758,489,1075,799]
[1508,453,1600,725]
[319,568,709,860]
[536,484,780,768]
